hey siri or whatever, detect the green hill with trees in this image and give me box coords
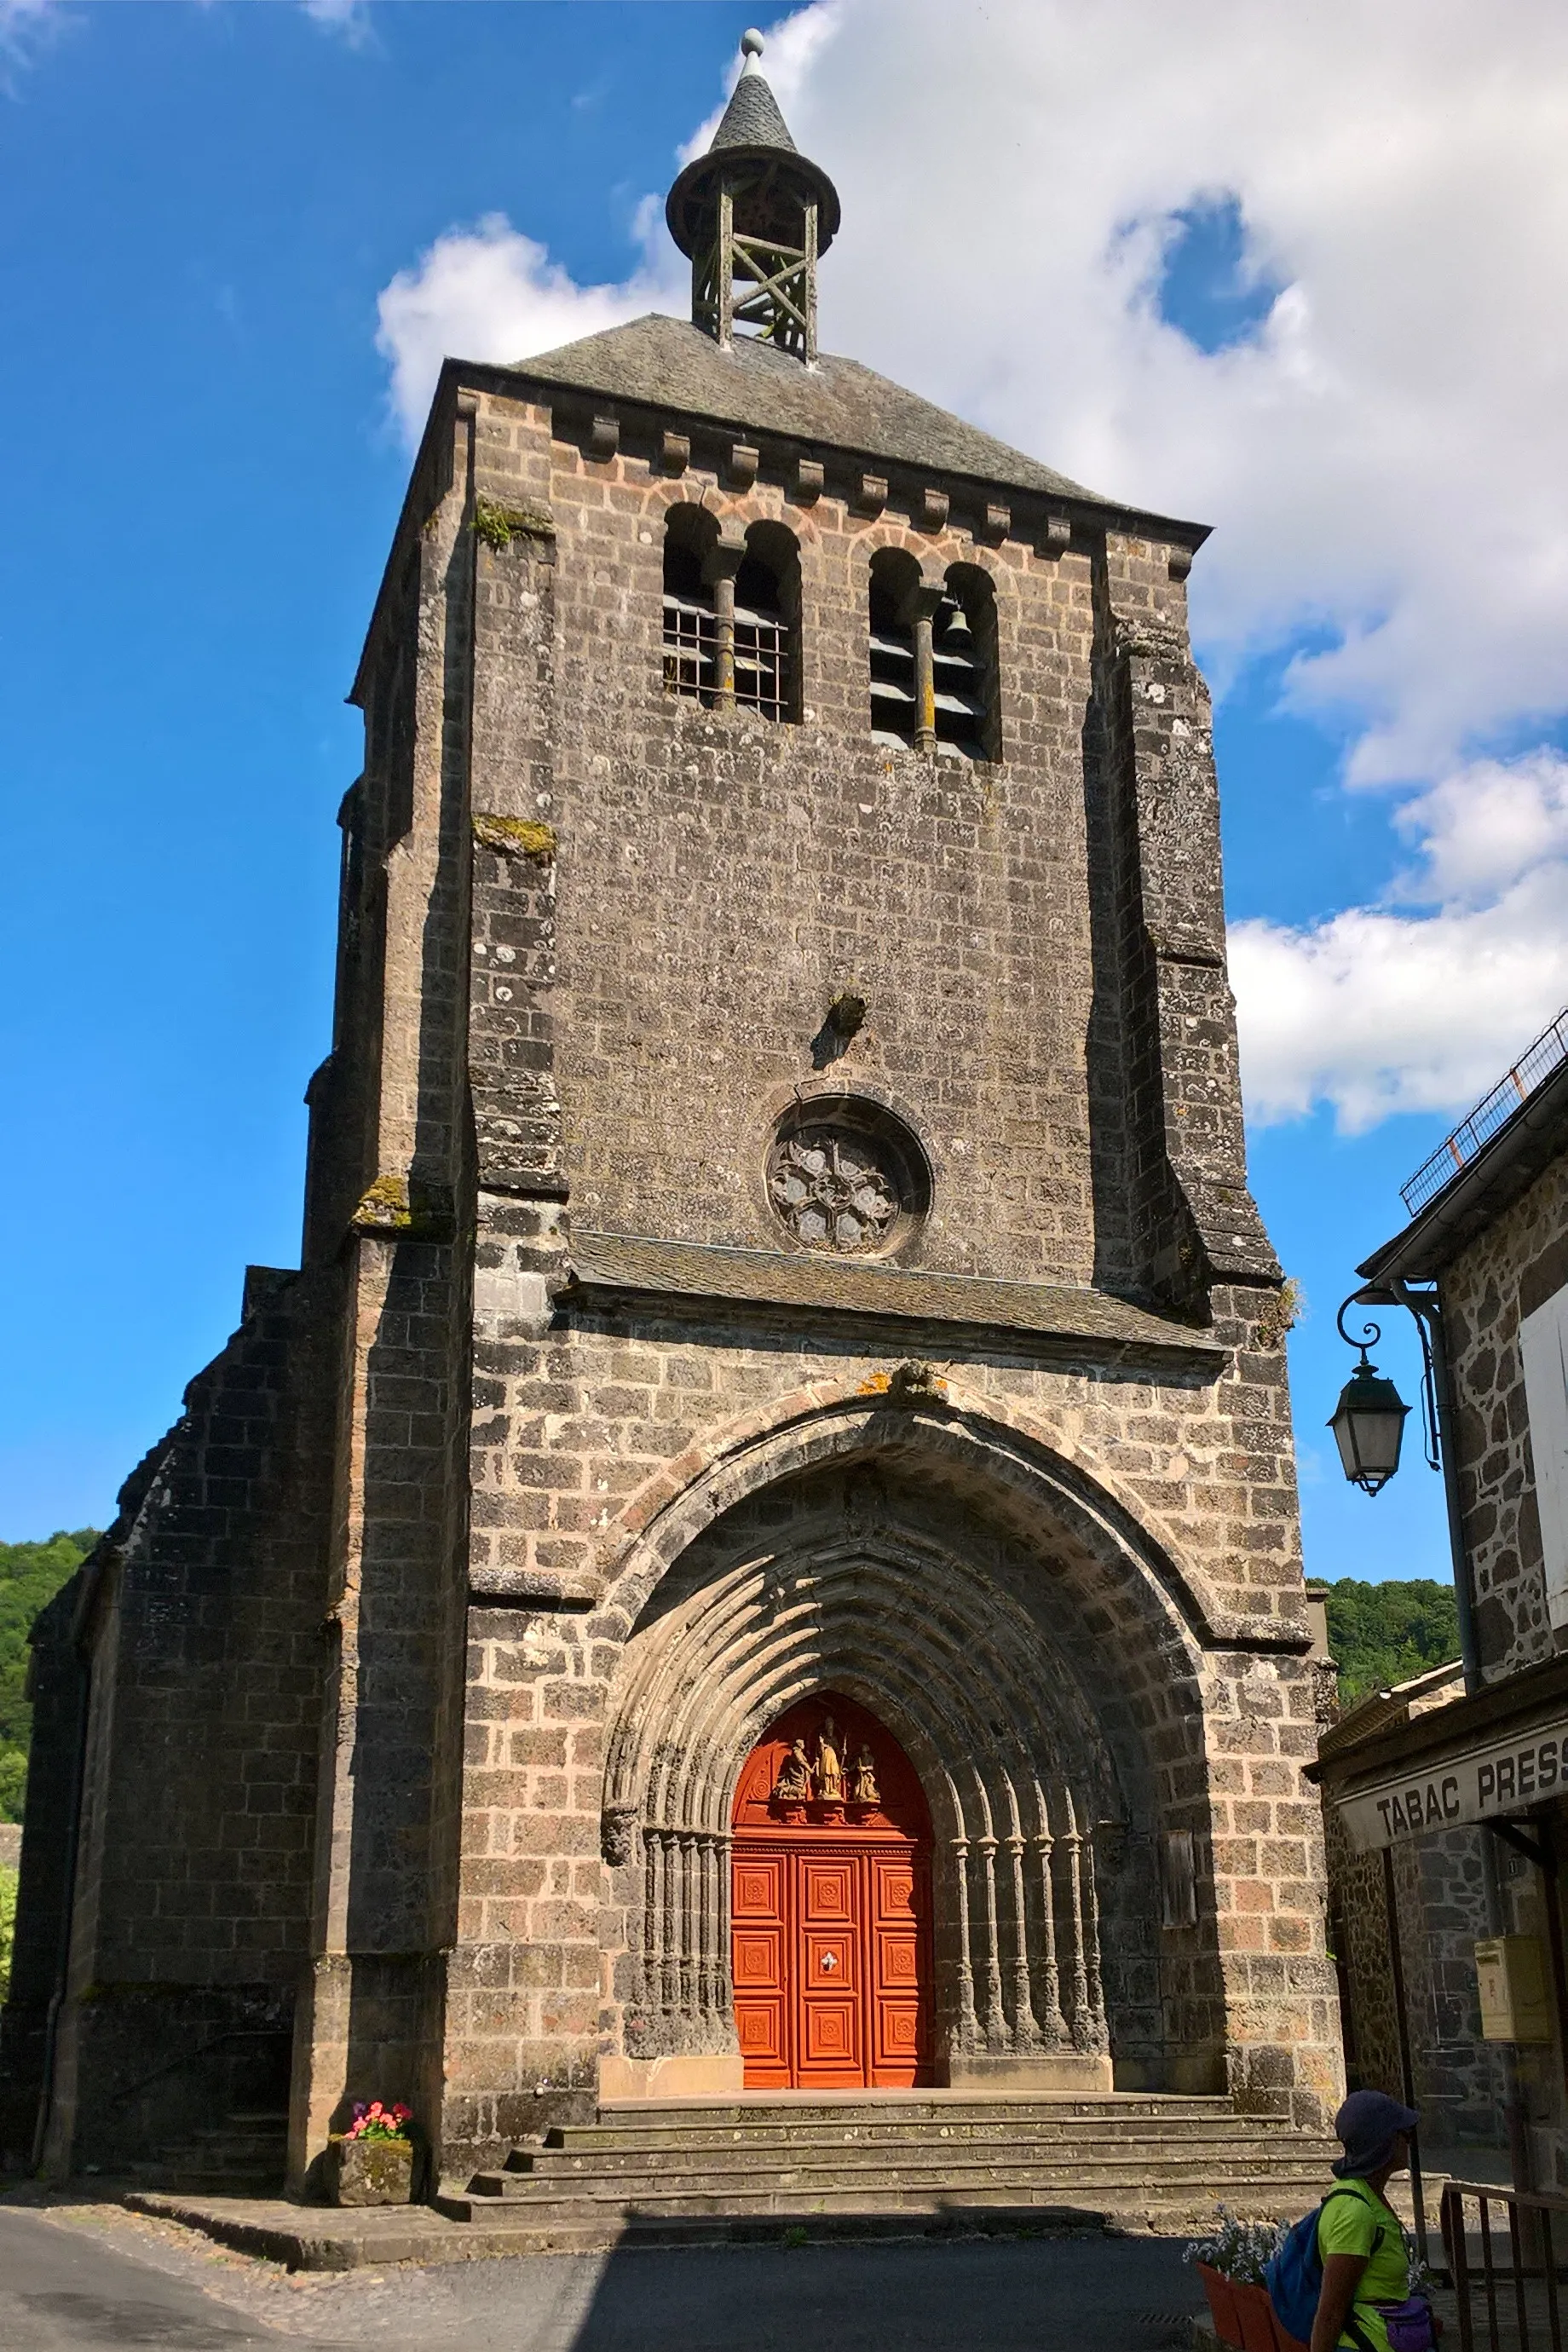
[1321,1575,1461,1707]
[0,1529,98,1823]
[0,1537,1472,1830]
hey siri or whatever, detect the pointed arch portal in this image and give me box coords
[595,1431,1227,2098]
[731,1693,934,2089]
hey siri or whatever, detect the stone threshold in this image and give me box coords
[597,2088,1236,2111]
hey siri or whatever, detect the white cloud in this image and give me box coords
[373,0,1568,1131]
[1233,756,1568,1131]
[302,0,372,45]
[1,0,61,82]
[375,213,680,446]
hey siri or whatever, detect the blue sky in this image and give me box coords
[5,1,1566,1597]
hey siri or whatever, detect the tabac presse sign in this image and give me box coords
[1336,1712,1568,1853]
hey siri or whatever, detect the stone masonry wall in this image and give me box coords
[1441,1154,1568,1678]
[468,386,1150,1288]
[32,1266,338,2177]
[0,1576,86,2166]
[439,1257,1337,2167]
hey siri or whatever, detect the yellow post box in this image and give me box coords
[1475,1935,1554,2043]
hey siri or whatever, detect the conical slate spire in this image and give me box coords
[707,29,798,155]
[666,31,839,363]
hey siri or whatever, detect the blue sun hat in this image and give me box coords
[1331,2089,1420,2178]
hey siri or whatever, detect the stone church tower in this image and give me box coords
[3,37,1340,2194]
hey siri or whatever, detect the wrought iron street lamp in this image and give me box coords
[1329,1300,1412,1496]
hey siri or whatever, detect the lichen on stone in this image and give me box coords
[472,813,557,861]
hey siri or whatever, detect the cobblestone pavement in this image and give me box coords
[1,2202,1206,2349]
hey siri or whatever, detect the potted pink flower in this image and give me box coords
[326,2101,416,2207]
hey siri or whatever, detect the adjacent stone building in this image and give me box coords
[1312,1006,1568,2192]
[0,37,1339,2196]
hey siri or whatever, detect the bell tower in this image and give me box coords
[5,24,1340,2202]
[666,30,840,362]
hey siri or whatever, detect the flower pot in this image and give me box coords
[1196,2261,1245,2348]
[1233,2280,1280,2352]
[326,2135,414,2207]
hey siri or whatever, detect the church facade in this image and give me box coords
[2,39,1340,2193]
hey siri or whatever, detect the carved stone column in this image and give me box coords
[903,580,947,752]
[703,528,747,707]
[1006,1833,1040,2047]
[977,1834,1007,2050]
[950,1836,979,2051]
[1032,1830,1067,2047]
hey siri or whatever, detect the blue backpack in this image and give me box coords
[1266,2188,1382,2350]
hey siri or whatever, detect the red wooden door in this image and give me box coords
[730,1693,932,2090]
[870,1850,925,2079]
[731,1851,789,2085]
[796,1853,863,2085]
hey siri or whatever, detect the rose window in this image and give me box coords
[764,1103,929,1257]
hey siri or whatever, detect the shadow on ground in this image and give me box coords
[1,2198,1208,2350]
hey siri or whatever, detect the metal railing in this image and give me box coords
[1442,2179,1568,2351]
[1402,1007,1568,1214]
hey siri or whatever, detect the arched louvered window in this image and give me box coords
[868,551,1000,760]
[733,522,799,723]
[937,564,1000,762]
[663,505,719,702]
[868,548,921,749]
[663,511,799,723]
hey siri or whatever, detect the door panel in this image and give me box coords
[870,1853,926,2087]
[730,1692,935,2090]
[730,1851,788,2084]
[797,1860,862,2084]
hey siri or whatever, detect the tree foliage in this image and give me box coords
[0,1530,99,1824]
[0,1863,15,1997]
[1323,1576,1461,1707]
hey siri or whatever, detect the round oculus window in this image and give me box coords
[765,1102,929,1257]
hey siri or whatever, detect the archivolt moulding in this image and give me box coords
[594,1378,1235,1664]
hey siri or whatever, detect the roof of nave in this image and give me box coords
[499,312,1152,518]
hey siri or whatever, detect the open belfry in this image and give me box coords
[3,34,1345,2222]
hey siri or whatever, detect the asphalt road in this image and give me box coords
[0,2205,1208,2350]
[2,2205,312,2349]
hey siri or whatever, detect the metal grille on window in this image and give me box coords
[734,596,788,722]
[663,588,718,702]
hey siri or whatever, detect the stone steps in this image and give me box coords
[133,2109,288,2195]
[597,2094,1235,2125]
[474,2145,1335,2192]
[453,2164,1334,2213]
[438,2095,1340,2239]
[533,2119,1324,2159]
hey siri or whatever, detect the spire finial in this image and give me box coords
[740,29,765,72]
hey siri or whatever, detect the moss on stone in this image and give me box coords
[350,1174,454,1240]
[472,497,553,552]
[472,813,557,861]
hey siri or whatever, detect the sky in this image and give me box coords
[3,1,1567,1594]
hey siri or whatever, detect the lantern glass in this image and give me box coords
[1328,1360,1411,1496]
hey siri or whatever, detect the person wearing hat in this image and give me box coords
[1310,2090,1421,2352]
